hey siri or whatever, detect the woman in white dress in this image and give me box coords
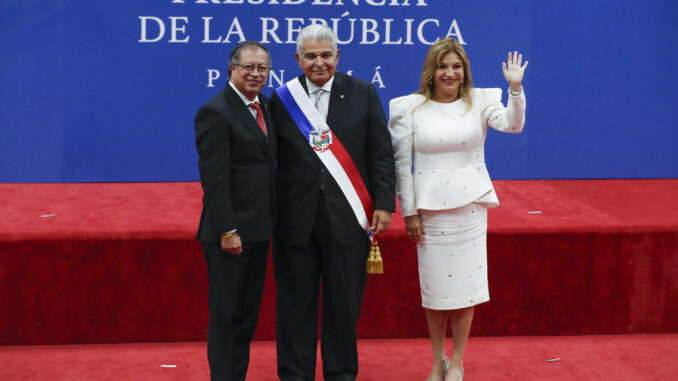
[388,38,528,381]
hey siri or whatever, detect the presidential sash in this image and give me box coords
[275,78,373,234]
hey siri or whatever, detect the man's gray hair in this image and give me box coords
[296,24,338,55]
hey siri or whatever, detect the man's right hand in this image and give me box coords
[221,233,243,255]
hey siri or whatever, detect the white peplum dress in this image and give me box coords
[389,88,526,310]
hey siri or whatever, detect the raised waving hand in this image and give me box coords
[502,51,528,90]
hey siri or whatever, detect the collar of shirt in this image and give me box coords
[306,75,334,96]
[229,81,260,119]
[229,81,260,106]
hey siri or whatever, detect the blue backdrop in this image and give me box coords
[1,0,677,182]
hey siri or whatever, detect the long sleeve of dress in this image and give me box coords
[482,88,526,133]
[388,94,421,217]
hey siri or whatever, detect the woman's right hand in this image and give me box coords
[404,214,424,244]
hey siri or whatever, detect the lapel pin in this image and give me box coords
[340,94,345,99]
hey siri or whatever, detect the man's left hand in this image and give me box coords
[371,210,393,236]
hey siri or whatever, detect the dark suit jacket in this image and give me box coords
[270,72,395,247]
[195,85,276,244]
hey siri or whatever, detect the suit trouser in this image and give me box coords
[274,198,369,381]
[202,239,269,381]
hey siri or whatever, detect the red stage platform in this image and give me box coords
[3,335,678,381]
[1,180,677,345]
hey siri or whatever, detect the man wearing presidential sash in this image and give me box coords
[270,24,396,381]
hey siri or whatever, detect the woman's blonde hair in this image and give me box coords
[415,38,473,112]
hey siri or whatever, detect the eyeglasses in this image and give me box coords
[233,63,270,74]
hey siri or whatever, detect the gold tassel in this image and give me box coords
[367,240,383,274]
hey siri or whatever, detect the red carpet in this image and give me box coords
[2,335,677,380]
[1,180,677,345]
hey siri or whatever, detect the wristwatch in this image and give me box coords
[509,87,523,96]
[221,231,236,239]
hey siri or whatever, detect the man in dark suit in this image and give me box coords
[194,40,275,381]
[270,25,395,381]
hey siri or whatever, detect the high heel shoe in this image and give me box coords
[425,358,449,381]
[441,358,450,380]
[445,366,463,381]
